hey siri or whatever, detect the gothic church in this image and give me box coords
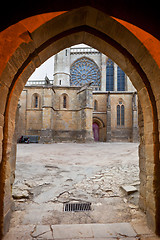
[18,44,138,142]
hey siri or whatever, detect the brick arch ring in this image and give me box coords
[0,6,160,237]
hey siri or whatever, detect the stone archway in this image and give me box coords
[93,117,105,142]
[0,7,160,237]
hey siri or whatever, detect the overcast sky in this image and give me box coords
[29,56,55,81]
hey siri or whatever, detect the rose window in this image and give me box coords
[70,57,101,86]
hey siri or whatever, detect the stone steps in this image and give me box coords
[3,222,138,239]
[3,222,159,239]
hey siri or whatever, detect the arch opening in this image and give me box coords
[0,7,160,237]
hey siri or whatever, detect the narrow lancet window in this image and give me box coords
[63,95,67,108]
[106,59,114,91]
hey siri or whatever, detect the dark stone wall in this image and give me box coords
[138,101,147,212]
[40,129,93,143]
[111,128,133,142]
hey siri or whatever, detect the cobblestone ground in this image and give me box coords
[11,142,141,223]
[7,142,158,239]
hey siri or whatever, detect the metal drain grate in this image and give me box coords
[64,202,91,212]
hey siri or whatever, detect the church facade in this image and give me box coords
[18,45,138,142]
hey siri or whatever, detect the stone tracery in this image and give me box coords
[70,57,101,86]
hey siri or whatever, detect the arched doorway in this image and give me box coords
[93,122,99,141]
[0,7,160,236]
[93,117,105,142]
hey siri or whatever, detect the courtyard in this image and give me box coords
[3,142,159,239]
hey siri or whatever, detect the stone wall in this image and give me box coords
[93,93,107,141]
[77,87,93,142]
[18,87,138,143]
[93,92,138,142]
[17,90,27,138]
[138,101,147,212]
[110,93,134,142]
[35,86,93,142]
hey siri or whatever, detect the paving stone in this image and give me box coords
[131,222,153,235]
[140,237,160,240]
[3,225,34,240]
[31,225,52,238]
[50,223,138,239]
[12,189,29,199]
[91,223,137,238]
[120,238,139,240]
[52,224,94,239]
[121,185,138,195]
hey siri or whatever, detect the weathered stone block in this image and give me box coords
[146,191,156,212]
[18,61,36,86]
[146,208,157,233]
[0,84,8,115]
[145,144,155,163]
[0,126,3,141]
[121,185,137,195]
[146,162,155,176]
[0,141,2,164]
[39,129,53,143]
[139,195,146,212]
[0,114,4,127]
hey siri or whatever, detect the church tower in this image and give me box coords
[53,48,71,86]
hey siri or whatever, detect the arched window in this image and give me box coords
[94,100,98,111]
[32,93,40,108]
[63,95,67,108]
[61,94,69,109]
[117,66,125,91]
[121,105,125,126]
[117,101,125,126]
[106,59,114,91]
[35,96,38,108]
[117,105,120,126]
